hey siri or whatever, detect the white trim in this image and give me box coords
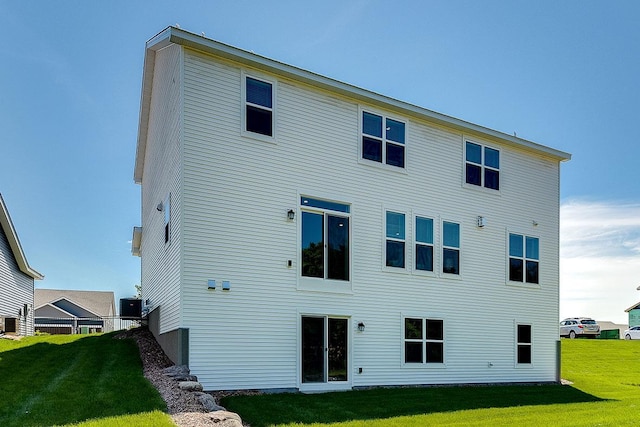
[506,229,541,289]
[412,212,437,277]
[241,71,277,143]
[383,208,409,273]
[400,313,446,368]
[298,312,352,392]
[462,137,502,195]
[514,321,534,368]
[358,107,408,173]
[297,194,353,294]
[440,218,462,279]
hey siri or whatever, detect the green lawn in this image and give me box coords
[0,332,174,427]
[222,339,640,427]
[2,333,639,427]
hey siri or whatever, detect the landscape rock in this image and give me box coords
[164,365,190,377]
[197,393,226,412]
[179,381,204,392]
[208,410,243,427]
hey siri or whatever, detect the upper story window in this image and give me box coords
[465,141,499,190]
[245,76,273,137]
[301,197,350,281]
[385,211,406,268]
[415,216,434,272]
[442,221,460,275]
[509,233,539,284]
[362,111,405,168]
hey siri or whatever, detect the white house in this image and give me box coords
[132,27,571,392]
[0,193,43,336]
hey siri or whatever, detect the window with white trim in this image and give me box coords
[385,211,405,268]
[362,111,405,168]
[517,324,532,364]
[245,76,273,137]
[301,197,350,281]
[509,233,539,284]
[415,216,434,272]
[465,141,500,190]
[442,221,460,275]
[404,317,444,364]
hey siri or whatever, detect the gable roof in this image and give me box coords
[0,193,43,280]
[135,26,571,184]
[34,289,115,317]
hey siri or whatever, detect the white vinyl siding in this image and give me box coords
[0,225,34,336]
[139,43,183,334]
[141,44,563,391]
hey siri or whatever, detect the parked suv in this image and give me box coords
[560,317,600,338]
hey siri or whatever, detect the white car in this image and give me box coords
[623,326,640,340]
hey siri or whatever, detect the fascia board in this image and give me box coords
[0,194,44,280]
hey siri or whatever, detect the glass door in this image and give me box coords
[301,316,348,384]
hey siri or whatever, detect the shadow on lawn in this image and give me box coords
[0,333,165,427]
[222,384,605,427]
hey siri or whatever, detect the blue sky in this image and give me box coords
[1,1,639,323]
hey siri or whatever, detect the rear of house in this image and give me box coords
[0,194,43,336]
[133,27,570,392]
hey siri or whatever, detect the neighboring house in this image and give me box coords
[132,27,571,392]
[34,289,116,334]
[0,193,43,336]
[625,302,640,327]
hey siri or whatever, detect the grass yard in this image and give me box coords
[2,333,639,427]
[0,332,173,427]
[222,339,640,427]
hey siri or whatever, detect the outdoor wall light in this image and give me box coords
[156,202,164,212]
[357,322,366,332]
[287,209,295,221]
[477,216,486,228]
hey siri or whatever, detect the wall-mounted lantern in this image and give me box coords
[357,322,366,332]
[287,209,295,221]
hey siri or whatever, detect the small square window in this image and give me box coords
[362,111,405,168]
[404,317,444,365]
[465,141,500,190]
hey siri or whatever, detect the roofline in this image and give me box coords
[134,26,571,183]
[0,194,43,280]
[625,302,640,312]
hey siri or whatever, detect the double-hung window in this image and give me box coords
[509,233,539,284]
[465,141,500,190]
[404,318,444,364]
[385,211,406,268]
[245,76,273,137]
[362,111,405,168]
[516,324,532,364]
[301,197,350,281]
[415,216,434,272]
[442,221,460,275]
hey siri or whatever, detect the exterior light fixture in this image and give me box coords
[357,322,366,332]
[477,216,486,228]
[287,209,295,221]
[156,202,164,212]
